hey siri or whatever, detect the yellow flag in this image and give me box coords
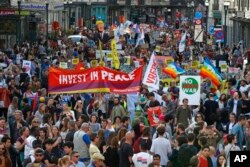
[111,39,120,69]
[99,40,104,66]
[220,80,228,94]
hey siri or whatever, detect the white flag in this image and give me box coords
[179,32,187,53]
[135,28,145,48]
[142,52,160,90]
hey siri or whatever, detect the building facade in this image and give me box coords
[229,0,250,48]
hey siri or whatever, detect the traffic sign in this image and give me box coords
[215,30,224,40]
[195,12,202,19]
[209,26,215,34]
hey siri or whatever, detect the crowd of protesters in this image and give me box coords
[0,11,250,167]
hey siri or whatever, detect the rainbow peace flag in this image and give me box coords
[200,58,223,87]
[163,62,186,78]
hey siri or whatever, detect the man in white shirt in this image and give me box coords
[239,80,250,93]
[150,125,172,166]
[24,127,38,159]
[132,140,153,167]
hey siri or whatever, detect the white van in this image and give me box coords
[68,35,88,44]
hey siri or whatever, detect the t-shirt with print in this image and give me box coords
[132,152,153,167]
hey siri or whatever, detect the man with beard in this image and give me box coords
[110,97,127,123]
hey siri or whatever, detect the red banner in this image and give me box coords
[49,66,143,94]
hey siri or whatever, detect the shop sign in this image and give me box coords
[20,3,47,11]
[0,9,15,15]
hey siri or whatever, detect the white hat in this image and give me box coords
[92,153,105,161]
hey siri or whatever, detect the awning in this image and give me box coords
[146,14,156,18]
[230,17,250,24]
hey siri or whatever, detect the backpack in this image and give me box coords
[177,144,194,167]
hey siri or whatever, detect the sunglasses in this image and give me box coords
[74,155,80,158]
[33,121,39,123]
[35,154,43,157]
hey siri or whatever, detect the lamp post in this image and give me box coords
[17,0,21,45]
[224,1,230,46]
[46,1,49,53]
[87,0,92,28]
[187,1,194,22]
[167,9,171,23]
[205,0,209,33]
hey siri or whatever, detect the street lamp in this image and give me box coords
[87,0,92,28]
[45,1,49,53]
[205,0,209,33]
[167,9,171,23]
[187,1,195,22]
[224,1,230,46]
[17,0,21,45]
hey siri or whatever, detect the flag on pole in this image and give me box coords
[163,62,186,78]
[179,32,187,52]
[142,52,160,90]
[111,39,120,69]
[200,57,223,87]
[99,40,104,66]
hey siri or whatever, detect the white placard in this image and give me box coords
[59,62,68,69]
[219,61,227,67]
[95,50,125,59]
[194,28,203,42]
[134,61,140,68]
[116,44,122,50]
[22,60,31,75]
[179,76,201,105]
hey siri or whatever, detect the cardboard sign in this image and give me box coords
[107,53,113,59]
[179,76,201,105]
[72,58,79,65]
[96,50,125,59]
[59,62,68,69]
[228,67,240,74]
[219,61,227,67]
[125,56,131,65]
[220,64,228,72]
[192,61,199,68]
